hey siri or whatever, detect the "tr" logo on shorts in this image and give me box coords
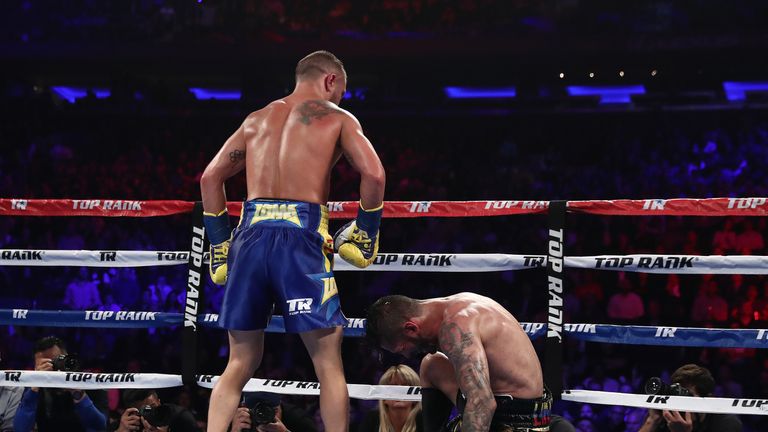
[286,298,313,315]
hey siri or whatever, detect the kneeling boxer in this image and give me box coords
[366,293,551,432]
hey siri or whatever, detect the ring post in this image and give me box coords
[182,201,206,385]
[545,200,566,399]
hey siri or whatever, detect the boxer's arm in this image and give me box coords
[339,113,385,210]
[200,122,247,213]
[439,319,495,432]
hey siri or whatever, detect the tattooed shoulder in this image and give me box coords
[438,321,475,357]
[298,100,343,125]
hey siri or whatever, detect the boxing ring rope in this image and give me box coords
[3,371,767,415]
[4,249,768,274]
[3,371,768,416]
[2,309,768,349]
[2,197,768,416]
[4,197,768,217]
[0,371,422,401]
[0,199,548,218]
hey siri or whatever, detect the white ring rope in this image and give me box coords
[0,250,528,272]
[0,371,421,401]
[562,390,768,416]
[3,249,768,274]
[3,371,767,415]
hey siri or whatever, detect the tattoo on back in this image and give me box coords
[229,149,245,163]
[298,100,342,125]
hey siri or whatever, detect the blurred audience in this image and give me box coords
[2,68,768,432]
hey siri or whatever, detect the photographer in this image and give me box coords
[113,389,201,432]
[639,364,742,432]
[230,392,316,432]
[0,350,23,431]
[13,336,108,432]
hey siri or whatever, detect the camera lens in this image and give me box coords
[644,377,663,395]
[52,354,80,372]
[669,383,691,397]
[140,404,173,427]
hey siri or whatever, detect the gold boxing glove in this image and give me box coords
[333,202,383,268]
[203,209,231,285]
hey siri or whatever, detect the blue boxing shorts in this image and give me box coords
[218,199,347,333]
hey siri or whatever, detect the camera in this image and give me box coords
[248,401,277,426]
[644,377,692,397]
[139,404,173,428]
[51,354,80,372]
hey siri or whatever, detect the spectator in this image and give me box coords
[624,407,647,431]
[582,365,620,394]
[638,364,742,431]
[112,389,201,432]
[712,220,737,253]
[147,276,173,308]
[357,365,422,432]
[62,268,102,310]
[109,268,141,310]
[714,364,743,399]
[230,392,316,432]
[691,279,728,324]
[734,220,764,254]
[14,336,108,432]
[731,284,760,327]
[0,350,23,431]
[575,417,597,432]
[606,274,645,322]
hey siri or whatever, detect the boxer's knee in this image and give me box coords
[420,352,451,387]
[420,352,459,403]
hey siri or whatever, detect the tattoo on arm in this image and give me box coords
[229,149,245,163]
[298,100,342,125]
[439,322,494,432]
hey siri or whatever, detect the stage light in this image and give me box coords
[444,86,516,99]
[188,88,241,100]
[567,85,646,104]
[723,81,768,101]
[343,88,368,100]
[51,86,111,103]
[559,73,565,79]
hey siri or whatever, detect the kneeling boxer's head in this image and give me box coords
[366,295,437,358]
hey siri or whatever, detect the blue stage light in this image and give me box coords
[343,88,368,100]
[51,86,111,103]
[723,81,768,101]
[93,89,111,99]
[566,85,645,104]
[444,86,517,99]
[188,88,241,100]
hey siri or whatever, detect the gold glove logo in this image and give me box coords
[251,203,302,227]
[349,229,372,251]
[321,277,338,305]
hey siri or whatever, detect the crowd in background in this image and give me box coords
[1,0,766,44]
[1,85,768,431]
